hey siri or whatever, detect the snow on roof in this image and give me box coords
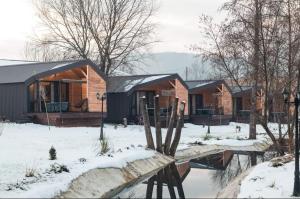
[0,59,37,67]
[194,81,216,88]
[107,74,174,93]
[186,80,221,90]
[50,62,75,70]
[123,75,170,91]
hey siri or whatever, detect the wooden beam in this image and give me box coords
[170,101,186,157]
[79,68,87,78]
[140,97,155,149]
[164,97,179,155]
[169,80,176,88]
[154,95,163,153]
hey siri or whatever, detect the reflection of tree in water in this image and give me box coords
[212,154,261,188]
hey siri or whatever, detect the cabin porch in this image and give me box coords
[26,64,106,126]
[189,83,233,125]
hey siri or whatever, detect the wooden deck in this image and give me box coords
[27,112,106,127]
[190,114,232,125]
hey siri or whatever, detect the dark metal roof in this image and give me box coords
[186,79,231,93]
[0,59,106,85]
[107,73,188,94]
[230,86,253,97]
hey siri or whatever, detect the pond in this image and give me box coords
[115,152,275,198]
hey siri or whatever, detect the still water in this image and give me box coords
[115,152,274,198]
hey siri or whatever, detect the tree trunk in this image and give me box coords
[249,0,260,140]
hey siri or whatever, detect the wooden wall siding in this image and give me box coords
[137,80,176,108]
[241,94,263,112]
[221,84,233,115]
[175,79,189,115]
[69,83,83,112]
[82,83,87,99]
[190,84,233,115]
[87,65,106,112]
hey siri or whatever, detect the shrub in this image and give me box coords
[49,146,57,160]
[97,136,111,156]
[202,133,214,141]
[0,122,4,136]
[25,167,36,178]
[49,163,69,173]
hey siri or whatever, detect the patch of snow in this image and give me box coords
[195,81,215,88]
[124,75,170,91]
[51,62,73,70]
[239,160,294,198]
[0,60,36,67]
[0,121,283,197]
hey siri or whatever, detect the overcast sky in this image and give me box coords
[0,0,226,60]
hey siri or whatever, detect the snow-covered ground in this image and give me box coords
[239,160,295,198]
[0,122,280,198]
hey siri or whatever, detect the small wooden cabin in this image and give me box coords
[231,86,263,122]
[106,74,189,125]
[186,80,233,125]
[0,60,107,126]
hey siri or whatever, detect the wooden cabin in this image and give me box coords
[106,74,189,125]
[186,80,233,125]
[0,60,107,126]
[231,86,263,122]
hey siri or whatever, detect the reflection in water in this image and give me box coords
[116,152,274,198]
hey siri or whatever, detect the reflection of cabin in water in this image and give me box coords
[186,80,233,125]
[106,74,189,125]
[0,60,107,126]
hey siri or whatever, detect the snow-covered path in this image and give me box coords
[0,122,277,197]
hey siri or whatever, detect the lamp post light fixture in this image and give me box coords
[283,88,300,196]
[96,92,107,140]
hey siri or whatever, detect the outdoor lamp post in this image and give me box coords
[283,88,300,196]
[96,92,107,140]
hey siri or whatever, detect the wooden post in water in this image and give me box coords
[146,176,155,199]
[164,167,177,198]
[142,96,186,199]
[156,170,163,199]
[140,96,155,150]
[154,95,163,153]
[170,101,186,157]
[170,163,185,199]
[164,97,179,155]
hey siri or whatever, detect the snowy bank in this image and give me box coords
[0,122,277,197]
[239,160,295,198]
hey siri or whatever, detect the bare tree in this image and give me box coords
[194,0,300,154]
[28,0,157,75]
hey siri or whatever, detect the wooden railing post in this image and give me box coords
[140,96,155,150]
[170,101,186,157]
[154,95,163,153]
[164,97,179,155]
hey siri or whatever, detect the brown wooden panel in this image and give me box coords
[175,79,189,115]
[87,66,107,112]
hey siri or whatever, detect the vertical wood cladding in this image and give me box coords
[189,83,233,116]
[175,79,189,115]
[69,83,82,112]
[222,84,233,115]
[87,66,106,112]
